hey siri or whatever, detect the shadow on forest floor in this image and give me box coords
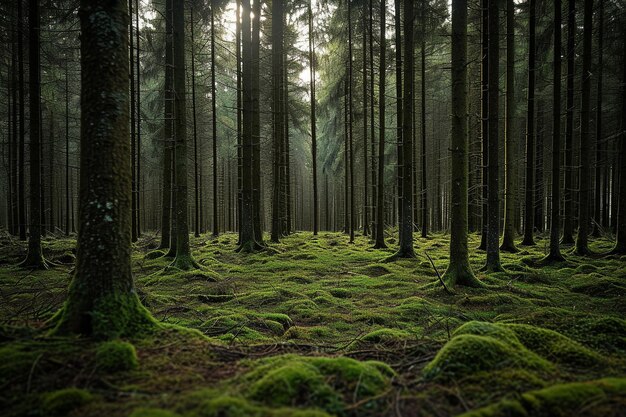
[1,231,625,416]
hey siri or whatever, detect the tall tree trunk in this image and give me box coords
[21,0,46,268]
[49,110,55,234]
[17,0,26,241]
[310,0,319,236]
[522,0,536,246]
[545,0,565,262]
[284,57,292,235]
[562,0,576,244]
[238,0,256,252]
[501,0,518,252]
[344,79,349,235]
[483,0,502,271]
[54,0,155,338]
[190,5,200,238]
[348,0,355,243]
[65,63,70,236]
[575,0,593,255]
[170,0,197,269]
[362,3,369,237]
[392,0,416,259]
[159,0,174,251]
[593,0,603,236]
[444,0,481,287]
[236,0,242,241]
[271,0,284,243]
[369,0,376,239]
[129,0,137,243]
[211,0,219,237]
[478,0,488,251]
[374,0,387,249]
[135,0,141,238]
[420,0,427,238]
[394,0,403,230]
[251,0,263,246]
[10,28,18,236]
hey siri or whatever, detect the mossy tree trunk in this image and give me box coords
[545,0,565,263]
[444,0,482,287]
[21,0,47,269]
[521,0,536,246]
[238,0,257,252]
[53,0,155,338]
[251,0,264,247]
[159,0,174,251]
[170,0,198,269]
[562,0,576,245]
[374,0,387,250]
[483,0,502,271]
[500,0,518,253]
[271,0,284,243]
[575,0,593,256]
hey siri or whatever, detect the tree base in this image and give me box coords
[384,248,417,262]
[561,234,575,245]
[479,261,505,273]
[19,253,51,270]
[372,241,388,249]
[499,239,519,253]
[51,291,157,339]
[442,264,484,288]
[537,252,566,265]
[520,237,536,246]
[168,254,201,271]
[236,239,264,253]
[574,245,594,257]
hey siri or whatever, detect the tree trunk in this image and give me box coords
[65,63,70,236]
[362,3,369,237]
[251,0,263,246]
[271,0,284,243]
[444,0,481,287]
[129,0,137,243]
[135,0,141,238]
[478,0,488,251]
[483,0,502,271]
[53,0,155,338]
[545,0,565,262]
[420,0,427,239]
[17,0,26,241]
[21,0,46,268]
[190,5,200,238]
[501,0,518,252]
[374,0,387,249]
[212,0,219,237]
[394,0,403,231]
[348,0,355,243]
[49,110,55,234]
[310,0,319,236]
[593,0,604,236]
[369,0,376,239]
[392,0,416,259]
[159,0,174,251]
[575,0,593,255]
[170,0,197,269]
[562,0,576,244]
[238,0,256,252]
[522,0,536,246]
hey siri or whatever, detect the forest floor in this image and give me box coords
[1,231,625,417]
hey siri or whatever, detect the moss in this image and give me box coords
[95,340,139,373]
[41,388,93,417]
[0,344,40,384]
[458,378,626,417]
[361,328,412,344]
[238,354,394,414]
[575,317,626,352]
[145,250,166,260]
[129,408,181,417]
[505,324,602,367]
[423,333,551,380]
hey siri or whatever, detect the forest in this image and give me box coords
[0,0,625,415]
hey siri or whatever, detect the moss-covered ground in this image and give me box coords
[1,231,625,416]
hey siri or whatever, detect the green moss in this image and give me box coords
[237,354,394,414]
[41,388,93,417]
[505,324,602,367]
[145,250,166,260]
[0,344,40,384]
[95,340,139,373]
[129,408,181,417]
[423,333,551,380]
[361,328,412,344]
[459,378,626,417]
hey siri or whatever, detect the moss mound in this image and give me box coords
[129,408,181,417]
[195,394,333,417]
[41,388,93,416]
[95,340,138,373]
[423,333,551,380]
[237,354,394,414]
[459,377,626,417]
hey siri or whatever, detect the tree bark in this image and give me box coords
[374,0,387,249]
[420,0,427,239]
[478,0,488,251]
[610,29,626,254]
[501,0,518,252]
[483,0,502,271]
[522,0,536,246]
[211,0,219,237]
[271,0,284,243]
[53,0,155,338]
[444,0,482,287]
[575,0,593,255]
[310,0,319,236]
[562,0,576,244]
